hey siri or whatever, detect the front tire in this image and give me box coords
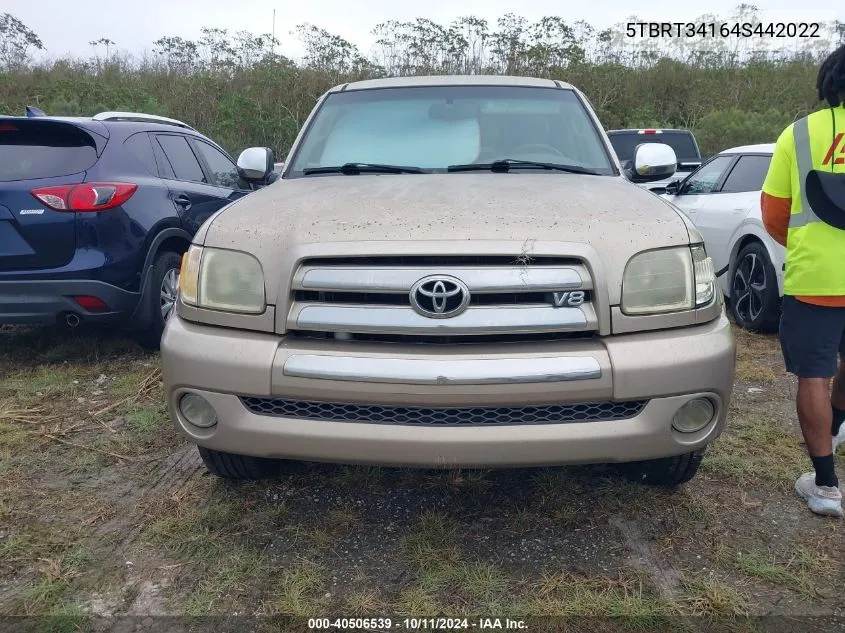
[729,242,780,332]
[197,446,283,480]
[137,250,182,350]
[617,448,706,487]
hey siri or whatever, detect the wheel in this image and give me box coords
[197,446,283,480]
[729,242,780,332]
[617,448,706,487]
[136,251,182,350]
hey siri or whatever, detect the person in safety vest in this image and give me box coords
[761,44,845,518]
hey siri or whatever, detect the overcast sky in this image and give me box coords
[5,0,843,62]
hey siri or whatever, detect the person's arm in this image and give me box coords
[761,126,794,248]
[761,192,790,247]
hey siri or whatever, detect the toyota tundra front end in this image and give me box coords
[160,75,736,485]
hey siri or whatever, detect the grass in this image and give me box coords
[23,580,71,613]
[453,562,509,603]
[35,603,89,633]
[716,544,834,598]
[16,548,93,615]
[528,571,675,621]
[734,359,778,384]
[185,550,268,616]
[2,323,843,620]
[679,574,750,617]
[402,513,463,577]
[416,469,492,492]
[393,587,441,615]
[702,412,807,487]
[344,590,387,615]
[127,407,168,437]
[270,561,328,615]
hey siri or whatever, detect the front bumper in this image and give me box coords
[161,313,736,468]
[0,279,140,325]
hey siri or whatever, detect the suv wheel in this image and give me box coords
[137,251,182,350]
[197,446,282,480]
[729,242,780,332]
[617,448,706,487]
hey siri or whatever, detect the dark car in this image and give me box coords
[0,110,274,348]
[606,128,702,192]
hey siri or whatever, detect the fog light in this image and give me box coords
[672,398,715,433]
[179,393,217,428]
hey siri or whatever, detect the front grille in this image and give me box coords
[240,397,647,426]
[287,255,599,340]
[295,290,590,307]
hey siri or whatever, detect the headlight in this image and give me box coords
[621,245,715,315]
[691,244,715,306]
[179,245,266,314]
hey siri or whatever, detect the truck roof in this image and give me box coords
[331,75,573,93]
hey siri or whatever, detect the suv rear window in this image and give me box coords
[607,131,700,163]
[0,120,99,182]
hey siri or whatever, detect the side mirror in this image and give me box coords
[664,179,681,195]
[627,143,677,183]
[237,147,275,183]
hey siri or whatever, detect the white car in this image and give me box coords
[661,143,782,331]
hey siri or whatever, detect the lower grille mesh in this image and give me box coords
[240,397,648,426]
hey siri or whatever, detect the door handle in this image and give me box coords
[173,195,191,210]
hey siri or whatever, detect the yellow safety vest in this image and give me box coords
[768,106,845,296]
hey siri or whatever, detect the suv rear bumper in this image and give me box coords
[0,279,140,325]
[161,312,736,468]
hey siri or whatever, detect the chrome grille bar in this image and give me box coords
[283,354,602,384]
[290,304,595,334]
[295,265,590,293]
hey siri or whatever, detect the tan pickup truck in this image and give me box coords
[161,75,736,485]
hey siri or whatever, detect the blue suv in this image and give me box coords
[0,110,273,348]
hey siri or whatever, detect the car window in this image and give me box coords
[0,120,98,181]
[680,155,734,194]
[287,85,616,175]
[155,134,206,183]
[123,133,158,176]
[719,154,772,193]
[192,139,241,189]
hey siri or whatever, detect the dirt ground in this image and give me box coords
[0,321,843,633]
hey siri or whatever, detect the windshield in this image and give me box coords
[607,131,700,164]
[286,85,617,176]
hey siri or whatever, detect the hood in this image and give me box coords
[201,173,691,305]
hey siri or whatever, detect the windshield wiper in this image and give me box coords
[302,162,425,175]
[447,159,600,176]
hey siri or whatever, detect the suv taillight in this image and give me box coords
[31,183,138,212]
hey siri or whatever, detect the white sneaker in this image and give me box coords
[795,472,843,518]
[834,426,845,454]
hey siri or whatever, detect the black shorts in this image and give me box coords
[779,295,845,378]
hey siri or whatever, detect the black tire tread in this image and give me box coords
[619,448,706,487]
[730,242,780,333]
[197,446,281,480]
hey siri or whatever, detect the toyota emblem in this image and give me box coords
[409,275,471,318]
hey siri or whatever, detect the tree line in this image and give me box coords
[1,6,844,158]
